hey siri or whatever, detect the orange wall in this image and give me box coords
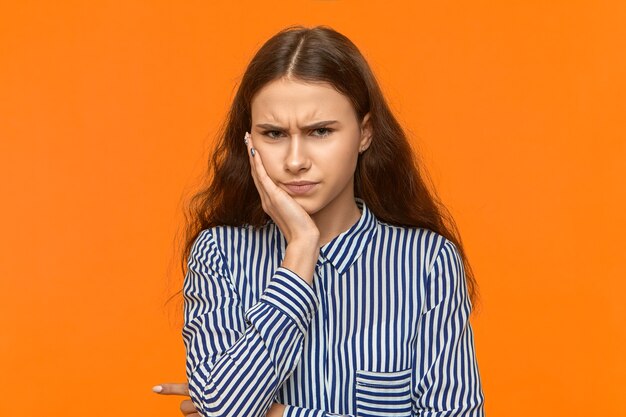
[1,1,624,416]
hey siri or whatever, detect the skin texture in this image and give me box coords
[250,77,372,246]
[154,77,373,416]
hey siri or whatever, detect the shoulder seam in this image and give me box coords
[199,227,233,279]
[426,234,450,278]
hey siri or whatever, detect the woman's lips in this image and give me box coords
[284,183,318,195]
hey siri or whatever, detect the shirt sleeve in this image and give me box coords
[412,239,485,416]
[182,228,321,417]
[282,404,356,417]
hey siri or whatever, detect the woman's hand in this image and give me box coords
[152,383,198,416]
[245,131,320,246]
[152,382,286,416]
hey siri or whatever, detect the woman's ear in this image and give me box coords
[359,112,373,152]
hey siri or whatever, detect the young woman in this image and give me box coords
[153,25,485,417]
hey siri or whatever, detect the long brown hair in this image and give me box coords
[167,24,481,317]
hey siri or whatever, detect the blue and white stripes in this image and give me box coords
[182,197,485,416]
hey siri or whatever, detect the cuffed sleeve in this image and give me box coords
[412,240,485,416]
[182,229,320,417]
[283,404,355,417]
[245,266,319,336]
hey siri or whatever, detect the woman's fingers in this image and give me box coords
[152,383,200,416]
[248,133,269,189]
[179,399,198,415]
[152,382,189,396]
[247,132,286,201]
[245,132,262,192]
[246,131,272,205]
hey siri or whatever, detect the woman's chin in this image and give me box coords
[293,198,322,216]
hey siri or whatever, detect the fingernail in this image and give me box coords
[152,385,163,393]
[250,147,256,157]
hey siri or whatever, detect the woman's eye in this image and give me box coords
[313,127,333,138]
[262,128,333,140]
[263,130,283,139]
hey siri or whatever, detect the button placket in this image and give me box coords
[314,261,332,412]
[320,262,337,413]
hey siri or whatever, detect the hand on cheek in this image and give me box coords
[243,131,320,244]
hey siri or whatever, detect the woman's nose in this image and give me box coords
[284,135,311,173]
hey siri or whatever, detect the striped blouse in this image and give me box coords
[182,197,485,417]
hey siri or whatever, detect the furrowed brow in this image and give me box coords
[255,120,339,131]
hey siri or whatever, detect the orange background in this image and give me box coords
[1,1,624,416]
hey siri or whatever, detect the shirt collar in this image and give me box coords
[272,197,378,275]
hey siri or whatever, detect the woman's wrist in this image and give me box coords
[281,240,320,285]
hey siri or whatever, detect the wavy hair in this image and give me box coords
[167,24,481,316]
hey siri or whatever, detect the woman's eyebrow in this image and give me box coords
[255,120,339,131]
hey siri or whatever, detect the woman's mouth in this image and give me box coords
[283,182,319,195]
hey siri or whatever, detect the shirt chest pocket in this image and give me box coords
[354,367,413,417]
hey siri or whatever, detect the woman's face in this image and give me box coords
[250,77,372,217]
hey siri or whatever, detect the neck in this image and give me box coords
[311,193,362,247]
